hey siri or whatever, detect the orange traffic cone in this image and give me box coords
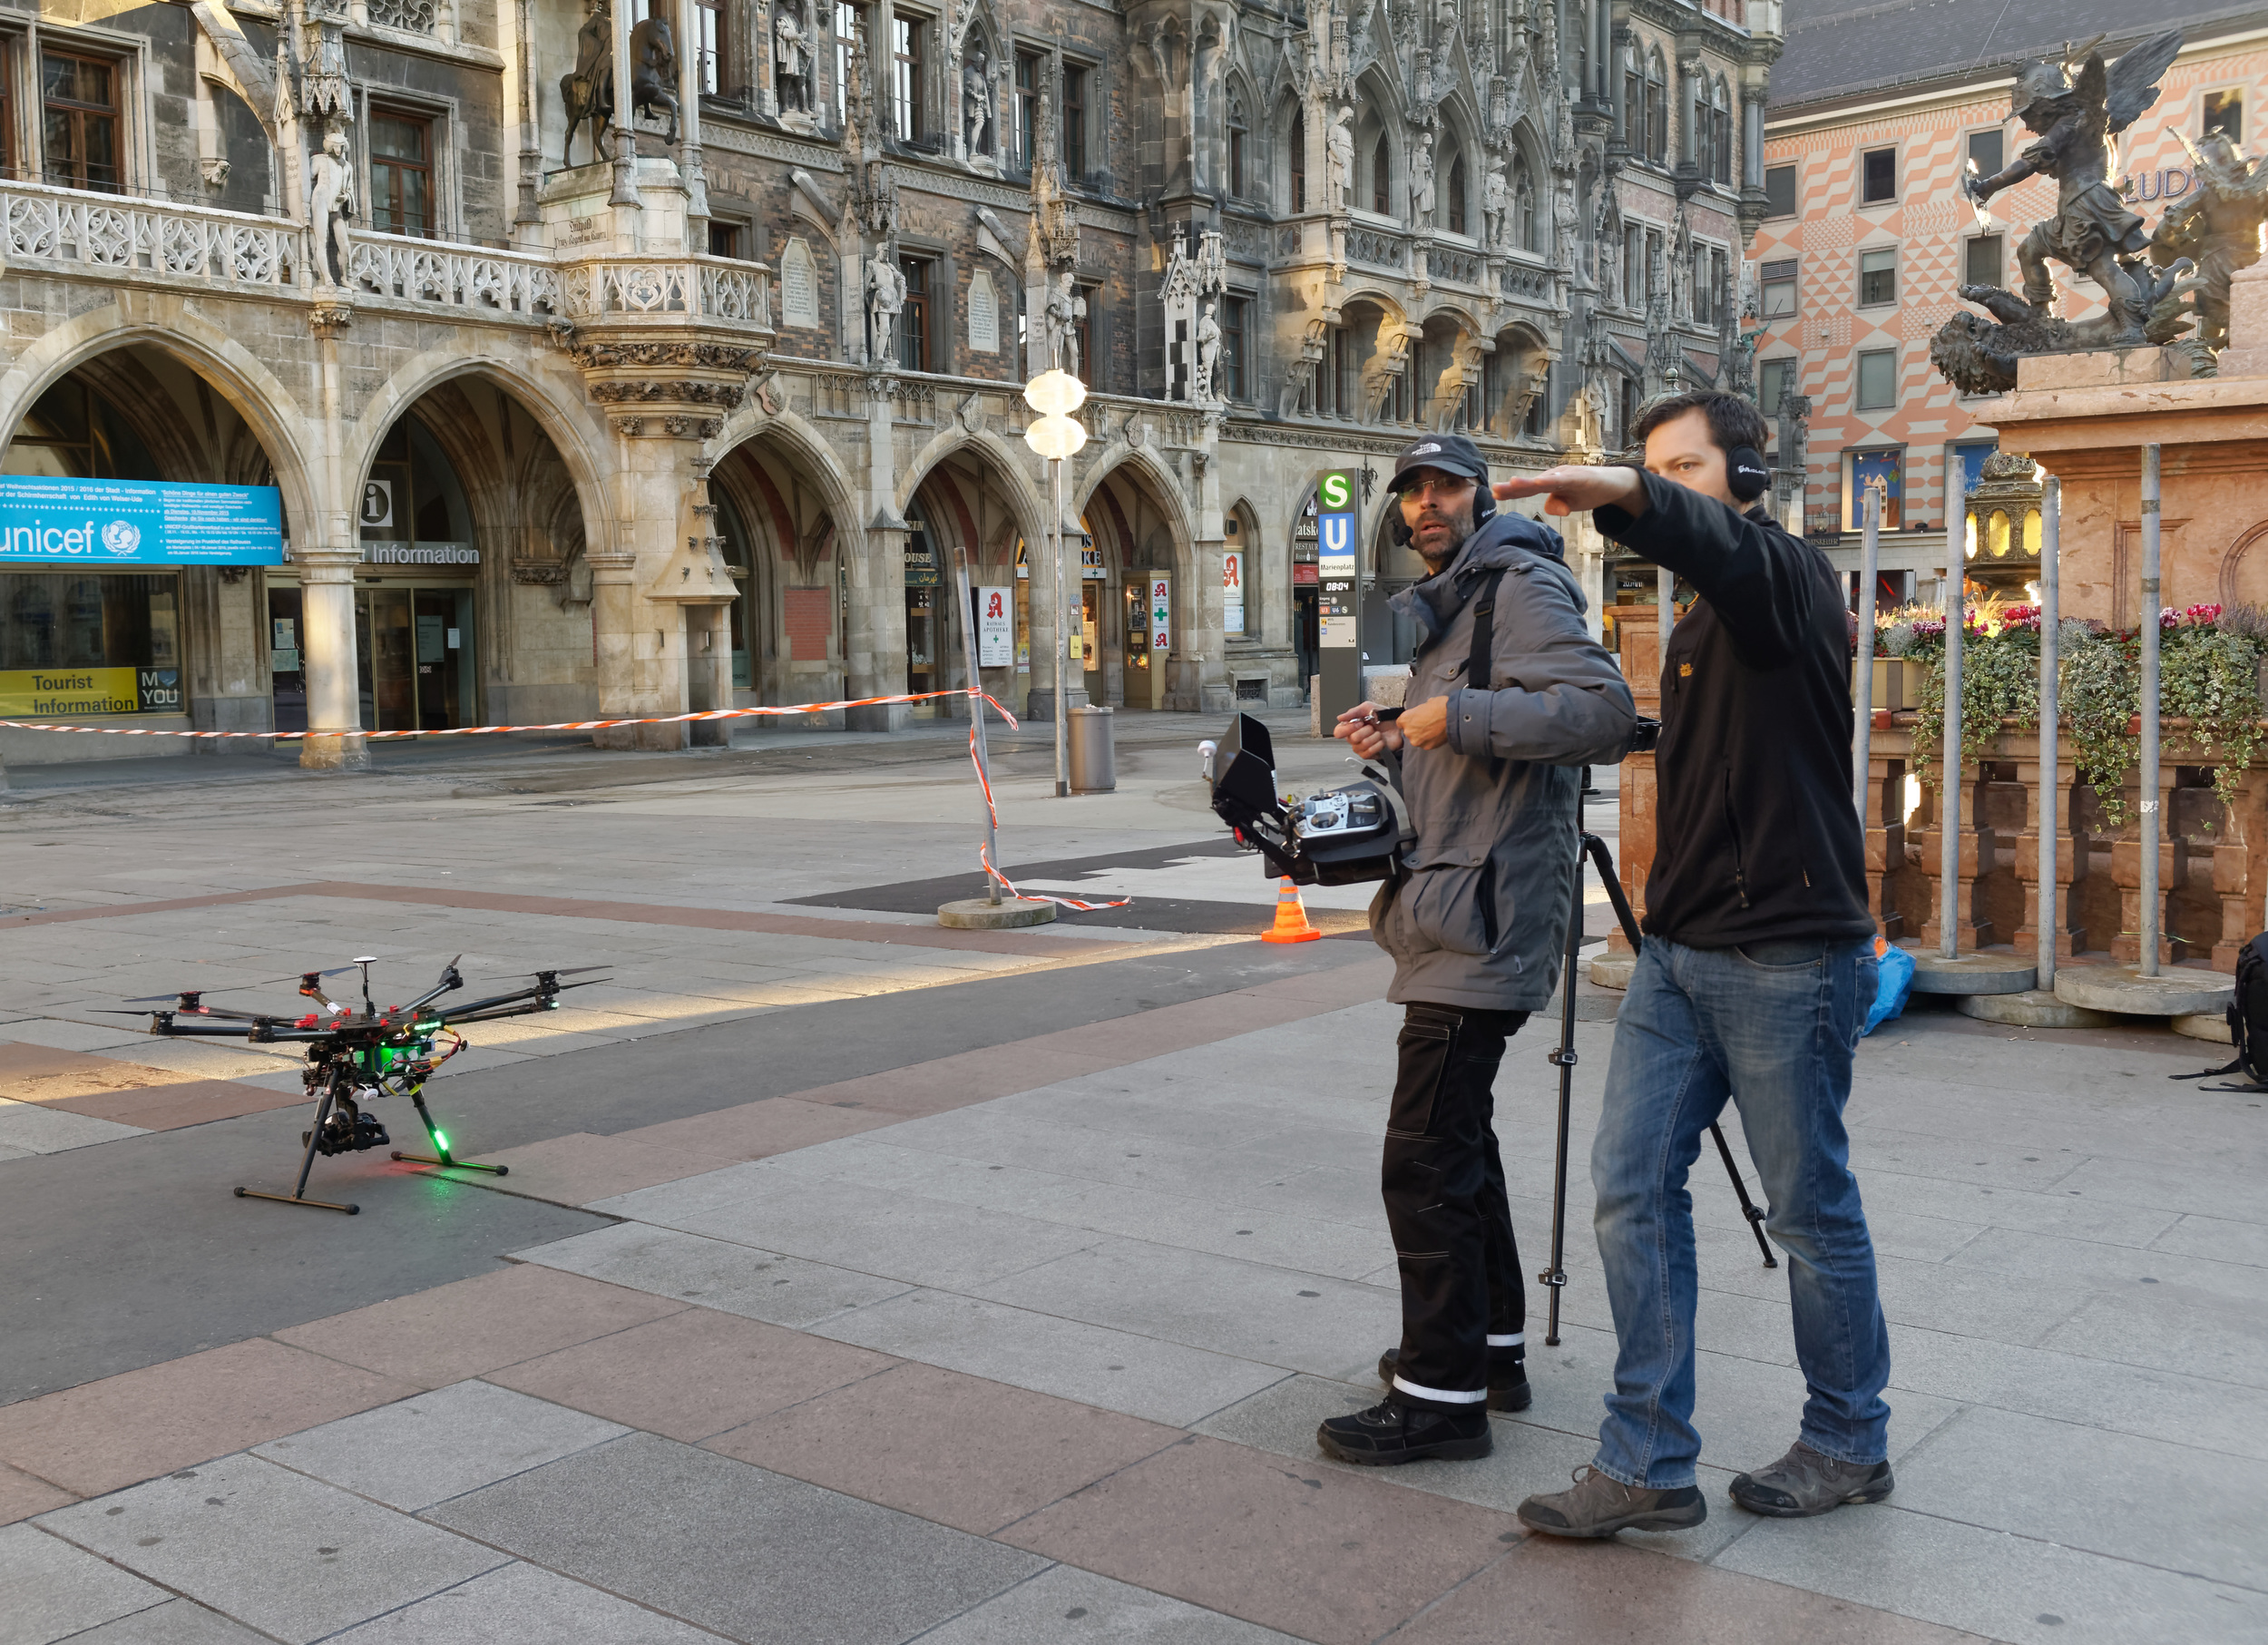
[1262,876,1323,943]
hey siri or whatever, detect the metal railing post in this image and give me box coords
[1853,487,1880,822]
[2139,445,2162,977]
[1940,555,1963,959]
[2038,478,2060,994]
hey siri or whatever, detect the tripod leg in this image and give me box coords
[390,1085,509,1176]
[234,1081,359,1213]
[1540,879,1581,1346]
[1583,835,1645,952]
[1709,1121,1778,1268]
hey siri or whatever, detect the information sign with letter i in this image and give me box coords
[1315,469,1363,728]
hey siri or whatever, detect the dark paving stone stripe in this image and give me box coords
[787,835,1381,934]
[0,938,1374,1409]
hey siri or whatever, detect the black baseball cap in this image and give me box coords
[1386,433,1491,492]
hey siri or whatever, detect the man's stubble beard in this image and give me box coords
[1415,501,1475,577]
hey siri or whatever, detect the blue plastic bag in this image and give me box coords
[1863,941,1914,1035]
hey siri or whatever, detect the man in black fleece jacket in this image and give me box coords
[1496,392,1892,1540]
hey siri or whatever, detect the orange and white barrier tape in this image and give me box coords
[980,845,1132,912]
[0,688,1017,740]
[3,686,1138,915]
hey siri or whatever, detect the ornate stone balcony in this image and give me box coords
[0,181,773,339]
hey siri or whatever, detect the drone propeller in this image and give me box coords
[122,963,357,1004]
[520,966,609,980]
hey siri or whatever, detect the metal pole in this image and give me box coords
[1940,550,1963,960]
[2139,445,2162,977]
[1853,486,1881,821]
[2038,478,2060,994]
[1051,455,1070,798]
[1657,563,1677,647]
[953,546,1001,905]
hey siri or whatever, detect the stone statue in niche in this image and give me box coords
[1325,105,1354,211]
[774,0,814,115]
[1193,300,1221,401]
[866,255,906,363]
[561,0,614,165]
[963,51,992,154]
[308,124,355,286]
[1409,130,1435,227]
[1482,163,1509,250]
[1044,271,1086,377]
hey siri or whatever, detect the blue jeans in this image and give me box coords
[1589,935,1890,1489]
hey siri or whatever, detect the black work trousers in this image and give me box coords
[1384,1002,1530,1411]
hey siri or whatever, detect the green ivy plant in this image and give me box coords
[1894,602,2267,833]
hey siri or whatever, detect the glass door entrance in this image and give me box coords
[343,584,475,733]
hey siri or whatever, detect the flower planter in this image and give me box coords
[1854,657,1911,710]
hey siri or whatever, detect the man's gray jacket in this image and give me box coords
[1369,514,1637,1013]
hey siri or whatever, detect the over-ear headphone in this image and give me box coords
[1389,474,1495,547]
[1726,446,1771,504]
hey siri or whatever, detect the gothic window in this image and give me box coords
[1447,149,1467,235]
[693,0,723,97]
[898,256,931,370]
[42,51,119,193]
[1623,52,1640,150]
[1644,50,1667,166]
[368,109,435,238]
[1711,77,1733,184]
[1372,136,1390,214]
[1289,107,1306,211]
[1513,153,1537,252]
[1014,50,1040,171]
[1227,93,1248,197]
[889,13,924,141]
[1062,63,1088,177]
[834,4,865,126]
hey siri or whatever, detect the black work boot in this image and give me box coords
[1728,1441,1894,1517]
[1517,1466,1706,1537]
[1317,1399,1491,1466]
[1377,1346,1531,1413]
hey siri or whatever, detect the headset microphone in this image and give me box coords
[1726,446,1771,504]
[1388,473,1495,547]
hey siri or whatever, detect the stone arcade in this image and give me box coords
[0,0,1781,765]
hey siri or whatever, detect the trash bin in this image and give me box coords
[1068,704,1116,793]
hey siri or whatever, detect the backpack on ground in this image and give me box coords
[2173,932,2268,1091]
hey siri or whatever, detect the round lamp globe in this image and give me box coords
[1023,413,1088,460]
[1022,368,1088,416]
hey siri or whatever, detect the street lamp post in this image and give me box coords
[1022,367,1088,798]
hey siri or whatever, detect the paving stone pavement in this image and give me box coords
[3,732,2262,1643]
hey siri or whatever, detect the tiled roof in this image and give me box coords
[1770,0,2268,111]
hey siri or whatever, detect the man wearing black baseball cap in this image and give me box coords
[1320,432,1634,1466]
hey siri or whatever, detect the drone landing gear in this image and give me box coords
[235,1085,360,1214]
[390,1088,510,1177]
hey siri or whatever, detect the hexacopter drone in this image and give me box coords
[111,955,606,1215]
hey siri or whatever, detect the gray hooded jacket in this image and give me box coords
[1369,514,1637,1013]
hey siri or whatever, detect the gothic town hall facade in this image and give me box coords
[0,0,1776,764]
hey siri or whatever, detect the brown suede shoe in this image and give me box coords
[1517,1465,1706,1538]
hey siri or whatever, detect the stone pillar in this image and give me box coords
[1742,93,1764,191]
[609,0,643,210]
[676,0,709,243]
[1863,746,1908,942]
[300,302,367,770]
[846,371,908,729]
[1915,758,1988,955]
[2110,765,2178,967]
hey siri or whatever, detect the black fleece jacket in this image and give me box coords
[1592,472,1874,950]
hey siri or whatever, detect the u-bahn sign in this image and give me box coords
[0,475,283,565]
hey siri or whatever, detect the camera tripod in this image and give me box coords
[1538,780,1777,1346]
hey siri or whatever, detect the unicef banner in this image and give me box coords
[0,475,284,565]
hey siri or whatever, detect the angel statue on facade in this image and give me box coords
[1960,28,2183,339]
